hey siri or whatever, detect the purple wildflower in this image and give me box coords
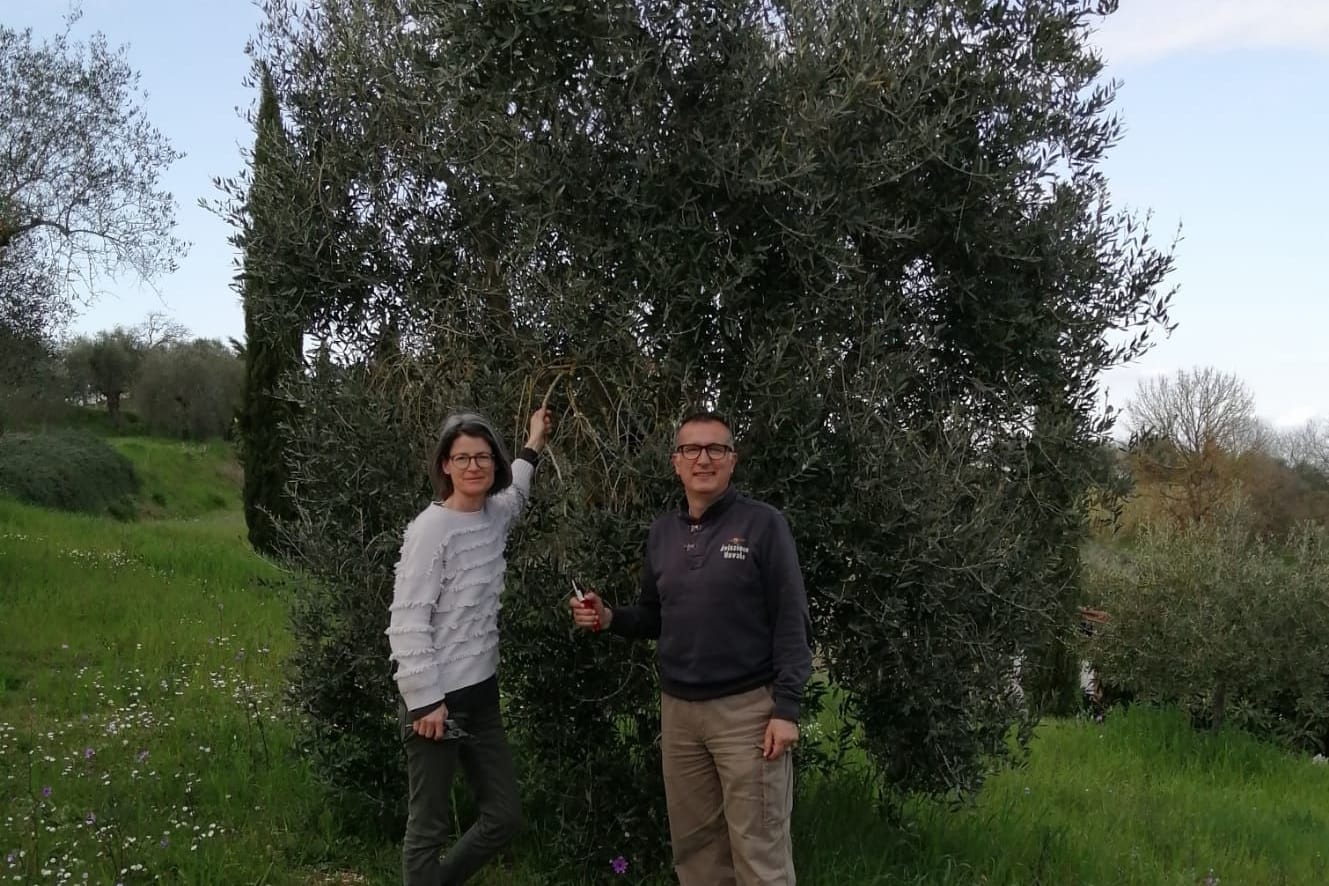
[610,855,629,875]
[84,747,95,760]
[41,786,52,798]
[159,837,170,848]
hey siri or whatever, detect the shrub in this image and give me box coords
[135,340,243,440]
[1086,510,1329,752]
[1022,630,1089,718]
[0,431,139,517]
[281,360,423,838]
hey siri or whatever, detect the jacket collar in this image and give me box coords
[677,484,738,525]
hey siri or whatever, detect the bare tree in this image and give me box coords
[1127,367,1257,455]
[1282,419,1329,475]
[1126,367,1258,524]
[134,311,190,350]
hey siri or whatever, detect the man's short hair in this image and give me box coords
[677,410,734,443]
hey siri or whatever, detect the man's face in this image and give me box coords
[671,420,736,499]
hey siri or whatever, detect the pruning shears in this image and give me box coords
[572,578,601,632]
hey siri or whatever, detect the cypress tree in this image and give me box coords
[238,67,302,557]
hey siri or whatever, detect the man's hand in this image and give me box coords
[413,704,448,741]
[763,717,799,760]
[569,591,611,631]
[526,406,553,452]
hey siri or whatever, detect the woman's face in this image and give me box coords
[442,433,495,498]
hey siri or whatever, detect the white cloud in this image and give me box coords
[1100,362,1175,404]
[1271,406,1323,429]
[1091,0,1329,66]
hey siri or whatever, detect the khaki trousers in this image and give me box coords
[661,685,796,886]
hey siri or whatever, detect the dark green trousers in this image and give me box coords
[400,696,522,886]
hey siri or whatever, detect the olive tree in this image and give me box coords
[0,9,184,384]
[236,0,1174,872]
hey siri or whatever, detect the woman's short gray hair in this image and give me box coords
[428,411,513,501]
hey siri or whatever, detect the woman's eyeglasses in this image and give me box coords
[449,453,494,469]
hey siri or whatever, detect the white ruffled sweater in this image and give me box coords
[386,458,534,710]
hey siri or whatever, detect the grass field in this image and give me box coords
[3,431,1328,884]
[106,437,244,518]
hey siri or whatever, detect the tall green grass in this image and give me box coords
[3,433,1328,883]
[793,708,1329,885]
[0,499,341,885]
[108,437,243,518]
[7,403,145,438]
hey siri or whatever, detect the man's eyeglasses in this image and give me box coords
[674,443,734,460]
[449,453,494,469]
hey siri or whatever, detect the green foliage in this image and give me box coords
[237,67,303,557]
[241,0,1175,873]
[1021,630,1086,718]
[1087,510,1329,752]
[0,326,67,433]
[282,362,423,837]
[134,339,243,440]
[63,328,143,423]
[0,430,138,517]
[1233,448,1329,536]
[1,237,69,406]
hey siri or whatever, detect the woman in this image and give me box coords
[386,405,551,885]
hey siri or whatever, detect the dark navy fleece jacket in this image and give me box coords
[608,485,813,721]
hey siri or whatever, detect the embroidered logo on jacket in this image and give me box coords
[721,537,749,561]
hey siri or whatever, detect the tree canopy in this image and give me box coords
[0,10,184,362]
[236,0,1175,872]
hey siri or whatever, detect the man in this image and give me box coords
[570,411,812,886]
